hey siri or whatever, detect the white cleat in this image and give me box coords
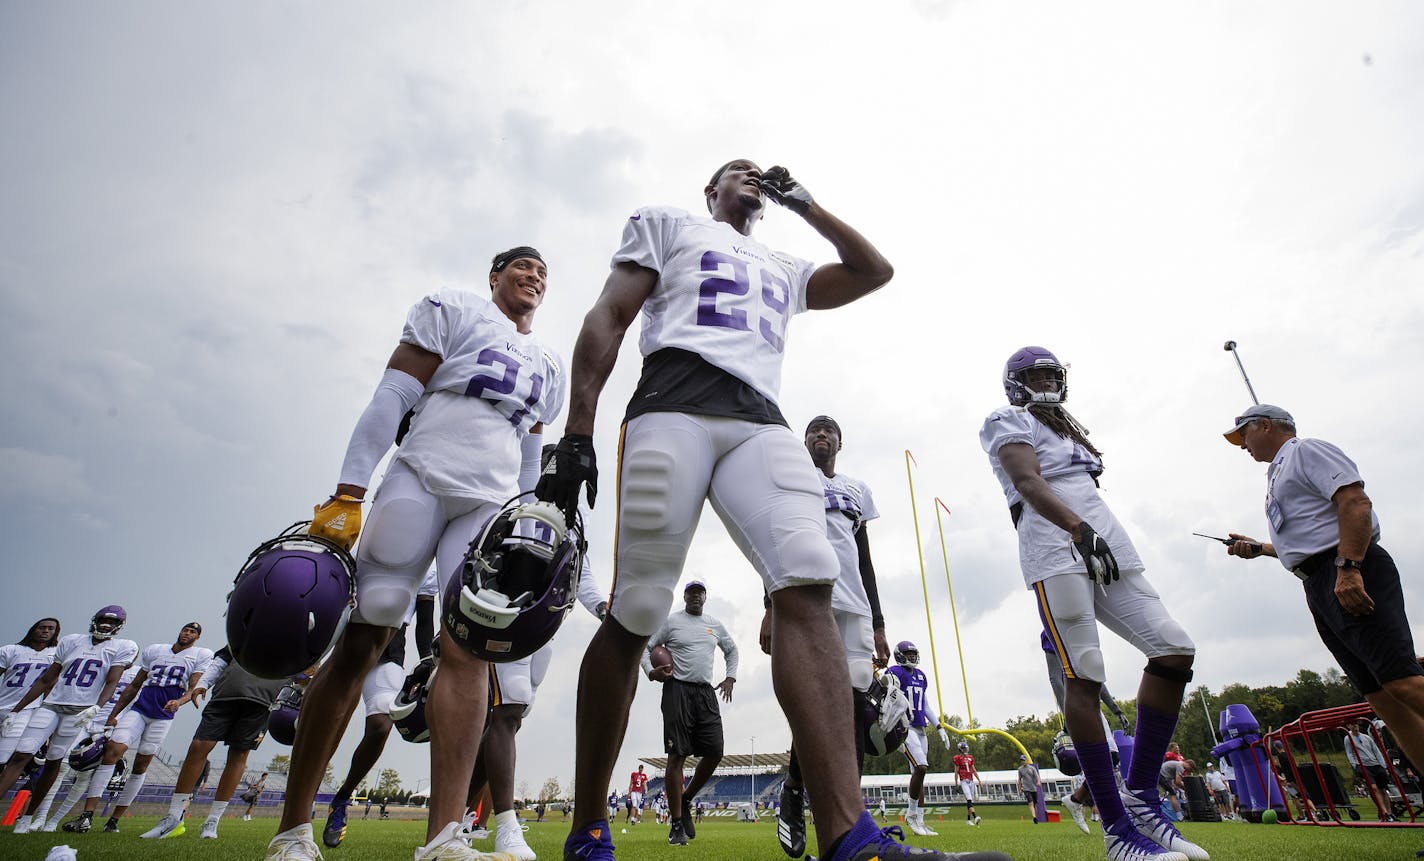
[40,819,60,833]
[12,815,32,834]
[494,823,537,861]
[1105,818,1188,861]
[906,815,930,836]
[141,815,184,839]
[1121,791,1209,860]
[917,814,938,836]
[201,816,220,839]
[266,823,324,860]
[414,821,520,861]
[1063,797,1091,834]
[468,827,490,840]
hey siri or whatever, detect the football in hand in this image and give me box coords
[650,645,674,677]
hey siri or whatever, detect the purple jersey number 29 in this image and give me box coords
[695,251,792,353]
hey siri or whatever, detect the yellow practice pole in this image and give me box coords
[934,498,974,728]
[903,450,946,721]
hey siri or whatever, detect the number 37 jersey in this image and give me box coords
[395,289,566,501]
[615,206,816,404]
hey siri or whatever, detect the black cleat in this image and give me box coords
[668,820,689,846]
[103,817,121,833]
[62,812,93,833]
[778,784,807,858]
[680,798,696,840]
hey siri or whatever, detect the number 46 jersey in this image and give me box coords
[395,289,566,502]
[45,633,138,708]
[615,206,816,405]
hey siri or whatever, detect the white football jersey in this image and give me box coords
[614,206,816,403]
[394,288,566,501]
[131,643,215,719]
[0,644,57,711]
[980,406,1143,585]
[821,471,879,617]
[46,634,138,708]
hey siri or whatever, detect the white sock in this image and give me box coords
[87,764,118,800]
[50,777,90,823]
[495,809,520,833]
[168,793,191,820]
[907,798,918,816]
[116,771,146,807]
[274,823,314,841]
[209,800,229,820]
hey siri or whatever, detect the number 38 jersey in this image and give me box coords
[45,633,138,708]
[615,206,816,407]
[980,405,1143,585]
[395,289,566,501]
[0,644,57,711]
[131,643,215,720]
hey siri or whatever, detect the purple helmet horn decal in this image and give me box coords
[68,733,110,772]
[226,523,356,679]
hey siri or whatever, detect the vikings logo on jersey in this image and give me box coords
[823,485,864,525]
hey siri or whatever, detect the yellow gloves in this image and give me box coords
[311,494,363,550]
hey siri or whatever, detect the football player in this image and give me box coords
[763,415,892,857]
[0,618,61,764]
[952,740,983,825]
[36,663,139,832]
[322,567,438,849]
[0,605,137,833]
[539,161,1007,861]
[61,622,212,834]
[268,246,564,861]
[885,642,952,836]
[980,347,1204,861]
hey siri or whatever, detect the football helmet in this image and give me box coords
[1004,346,1067,406]
[90,606,127,641]
[862,671,911,757]
[226,522,356,679]
[1052,732,1082,776]
[266,683,304,746]
[957,740,970,753]
[443,498,584,663]
[391,657,437,744]
[893,641,919,667]
[68,732,111,772]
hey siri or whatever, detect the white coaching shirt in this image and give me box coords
[981,406,1143,586]
[44,633,138,708]
[614,206,816,404]
[394,289,566,501]
[821,471,879,617]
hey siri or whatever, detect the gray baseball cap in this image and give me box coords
[1223,404,1294,445]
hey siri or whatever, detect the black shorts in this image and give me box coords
[195,699,272,751]
[662,679,723,758]
[1300,543,1423,695]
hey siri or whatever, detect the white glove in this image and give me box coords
[939,727,951,748]
[73,704,100,725]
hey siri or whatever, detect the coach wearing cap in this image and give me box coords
[640,580,738,844]
[1221,404,1424,770]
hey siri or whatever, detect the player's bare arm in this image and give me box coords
[997,442,1086,540]
[561,262,658,436]
[92,664,129,714]
[802,206,893,310]
[105,668,150,724]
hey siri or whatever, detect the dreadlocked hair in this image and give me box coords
[1028,404,1102,460]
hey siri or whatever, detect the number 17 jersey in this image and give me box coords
[615,206,816,406]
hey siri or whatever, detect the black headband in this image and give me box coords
[490,246,545,274]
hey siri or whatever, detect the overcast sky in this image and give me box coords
[3,2,1422,799]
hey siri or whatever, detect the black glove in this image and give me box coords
[535,433,598,522]
[1072,521,1120,584]
[759,166,814,215]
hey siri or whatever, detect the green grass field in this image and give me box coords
[3,807,1422,860]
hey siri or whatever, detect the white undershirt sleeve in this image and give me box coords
[518,432,543,495]
[337,368,426,490]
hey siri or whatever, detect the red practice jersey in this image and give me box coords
[953,753,977,781]
[630,771,649,794]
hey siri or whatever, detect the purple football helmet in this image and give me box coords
[862,671,911,757]
[893,640,919,667]
[1004,346,1067,406]
[266,684,304,746]
[443,499,584,663]
[226,522,356,679]
[68,733,110,772]
[90,605,127,641]
[391,658,436,744]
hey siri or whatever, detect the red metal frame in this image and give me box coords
[1260,702,1419,828]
